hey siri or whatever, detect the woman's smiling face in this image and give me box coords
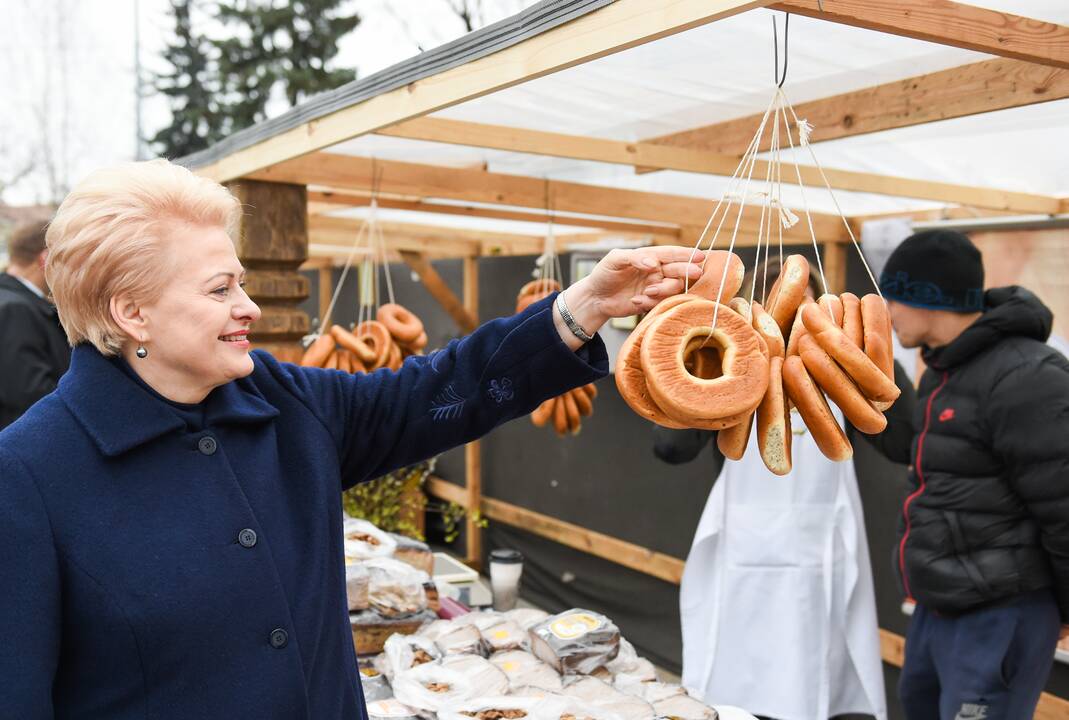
[136,222,261,395]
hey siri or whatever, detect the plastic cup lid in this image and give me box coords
[489,549,523,564]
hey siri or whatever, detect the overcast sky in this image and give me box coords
[0,0,532,206]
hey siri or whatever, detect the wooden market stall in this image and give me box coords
[182,1,1069,714]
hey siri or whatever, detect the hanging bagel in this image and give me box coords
[798,334,887,435]
[782,355,853,462]
[841,292,864,348]
[331,324,379,366]
[817,293,844,327]
[615,294,699,429]
[355,321,393,370]
[784,298,815,358]
[324,350,339,370]
[728,297,752,322]
[531,399,555,428]
[571,387,593,417]
[336,349,354,374]
[301,334,336,367]
[766,254,811,336]
[689,251,746,304]
[386,340,403,372]
[561,390,582,435]
[552,395,569,436]
[401,329,429,354]
[376,303,424,344]
[516,290,555,314]
[801,303,900,405]
[641,299,769,429]
[717,411,754,461]
[756,355,792,475]
[518,278,561,300]
[751,301,785,359]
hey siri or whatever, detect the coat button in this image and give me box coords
[197,435,217,455]
[269,628,288,649]
[238,528,257,548]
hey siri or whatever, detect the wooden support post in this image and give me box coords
[398,250,478,333]
[463,255,482,568]
[821,241,848,295]
[226,180,310,362]
[318,265,333,329]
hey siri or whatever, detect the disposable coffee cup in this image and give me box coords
[489,549,523,611]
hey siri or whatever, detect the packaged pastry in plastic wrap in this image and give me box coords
[392,655,510,716]
[437,695,541,720]
[505,689,624,720]
[364,557,429,618]
[489,650,562,692]
[359,665,393,703]
[367,698,422,720]
[415,618,455,642]
[529,610,620,675]
[482,620,528,653]
[453,611,506,632]
[384,634,442,678]
[650,693,718,720]
[620,683,685,705]
[389,532,435,575]
[504,608,550,630]
[436,623,487,656]
[606,640,657,689]
[562,677,655,720]
[344,518,398,561]
[346,563,370,611]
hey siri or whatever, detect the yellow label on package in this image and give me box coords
[549,612,602,640]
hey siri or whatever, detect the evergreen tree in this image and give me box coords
[151,0,226,158]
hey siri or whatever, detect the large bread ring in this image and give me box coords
[385,341,403,372]
[515,290,555,314]
[402,329,429,353]
[641,299,769,428]
[355,321,393,370]
[782,355,853,462]
[766,255,811,336]
[728,297,752,322]
[377,303,424,344]
[572,387,593,417]
[518,279,561,299]
[861,293,896,411]
[785,298,815,358]
[301,334,335,367]
[757,355,792,475]
[331,324,378,366]
[801,303,900,404]
[531,399,554,427]
[817,293,844,327]
[799,334,887,434]
[689,251,745,304]
[615,294,698,429]
[751,301,785,358]
[841,292,864,348]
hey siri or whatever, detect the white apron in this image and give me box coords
[680,410,886,720]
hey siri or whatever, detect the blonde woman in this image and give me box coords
[0,159,706,719]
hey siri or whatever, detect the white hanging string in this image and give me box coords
[317,219,370,337]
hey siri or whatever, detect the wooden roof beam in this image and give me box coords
[377,116,1061,214]
[192,0,775,183]
[248,152,848,241]
[642,58,1069,159]
[771,0,1069,69]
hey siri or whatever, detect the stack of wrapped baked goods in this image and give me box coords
[617,251,899,475]
[361,607,720,720]
[518,280,599,436]
[300,302,428,372]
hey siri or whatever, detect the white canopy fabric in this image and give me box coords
[325,2,1069,232]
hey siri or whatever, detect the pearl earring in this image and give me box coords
[136,341,148,359]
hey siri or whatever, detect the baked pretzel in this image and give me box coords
[717,411,753,461]
[841,292,864,348]
[782,355,853,462]
[689,251,745,304]
[377,303,424,344]
[757,355,792,475]
[301,334,335,367]
[355,321,393,370]
[799,335,887,434]
[801,303,900,405]
[331,324,378,365]
[642,299,769,429]
[751,301,785,358]
[615,294,698,429]
[766,254,811,336]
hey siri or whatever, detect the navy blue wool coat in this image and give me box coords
[0,295,607,719]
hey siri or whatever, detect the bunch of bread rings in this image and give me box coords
[299,303,429,372]
[515,278,599,435]
[617,251,899,474]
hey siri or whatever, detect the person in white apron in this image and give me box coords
[655,259,894,720]
[657,411,887,720]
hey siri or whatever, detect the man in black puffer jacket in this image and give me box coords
[870,230,1069,720]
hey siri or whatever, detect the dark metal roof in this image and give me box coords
[179,0,613,168]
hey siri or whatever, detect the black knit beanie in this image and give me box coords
[879,230,984,313]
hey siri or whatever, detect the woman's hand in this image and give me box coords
[552,246,706,350]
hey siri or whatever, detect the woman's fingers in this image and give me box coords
[622,246,706,273]
[659,261,704,281]
[643,277,684,299]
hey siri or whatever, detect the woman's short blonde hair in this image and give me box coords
[46,159,241,355]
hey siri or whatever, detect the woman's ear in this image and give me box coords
[110,294,149,344]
